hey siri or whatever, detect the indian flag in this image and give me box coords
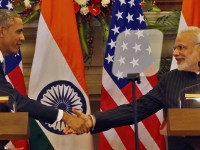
[170,0,200,70]
[28,0,93,149]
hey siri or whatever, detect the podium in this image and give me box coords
[0,112,29,140]
[160,108,200,149]
[160,108,200,136]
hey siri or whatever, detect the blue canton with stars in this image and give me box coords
[104,0,146,89]
[0,0,13,10]
[4,52,22,75]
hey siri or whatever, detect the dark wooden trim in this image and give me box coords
[156,0,183,11]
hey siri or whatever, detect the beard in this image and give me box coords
[177,52,199,72]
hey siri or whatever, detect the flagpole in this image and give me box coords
[127,73,141,150]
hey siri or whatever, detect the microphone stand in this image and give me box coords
[127,73,141,150]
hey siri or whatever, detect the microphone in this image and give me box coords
[0,89,17,112]
[178,83,200,108]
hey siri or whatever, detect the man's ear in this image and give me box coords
[0,26,3,37]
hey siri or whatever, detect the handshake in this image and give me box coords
[62,109,95,135]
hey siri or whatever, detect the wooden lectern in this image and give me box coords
[0,112,29,140]
[160,108,200,136]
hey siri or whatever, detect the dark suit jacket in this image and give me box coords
[0,62,58,124]
[92,70,199,150]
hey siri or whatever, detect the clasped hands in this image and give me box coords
[62,108,94,135]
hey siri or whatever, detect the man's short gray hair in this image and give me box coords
[0,9,21,28]
[179,26,200,43]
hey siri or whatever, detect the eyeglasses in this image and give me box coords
[173,43,200,51]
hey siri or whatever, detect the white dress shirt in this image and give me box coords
[0,51,4,63]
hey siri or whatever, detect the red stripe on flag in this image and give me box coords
[7,66,27,96]
[121,82,132,102]
[11,140,29,150]
[99,133,114,150]
[146,75,158,88]
[142,115,166,150]
[115,126,146,150]
[100,87,119,110]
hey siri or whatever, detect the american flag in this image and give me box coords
[4,50,27,96]
[99,0,165,149]
[0,0,28,149]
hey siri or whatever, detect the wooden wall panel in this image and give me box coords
[156,0,182,11]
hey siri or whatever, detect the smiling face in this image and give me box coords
[173,31,200,72]
[0,17,25,56]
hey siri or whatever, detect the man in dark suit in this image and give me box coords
[0,9,88,147]
[66,26,200,150]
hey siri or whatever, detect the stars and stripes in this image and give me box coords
[104,0,146,87]
[99,0,165,149]
[4,51,27,96]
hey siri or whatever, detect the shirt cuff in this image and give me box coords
[56,109,63,122]
[89,114,96,131]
